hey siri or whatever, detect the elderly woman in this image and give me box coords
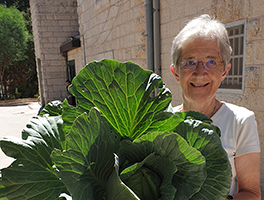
[170,15,261,200]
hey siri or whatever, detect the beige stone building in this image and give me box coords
[30,0,264,195]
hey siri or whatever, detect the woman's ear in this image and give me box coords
[221,63,231,81]
[170,64,180,82]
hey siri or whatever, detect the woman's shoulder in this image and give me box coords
[219,101,255,120]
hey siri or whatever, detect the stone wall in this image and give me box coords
[29,0,79,105]
[159,0,264,193]
[76,0,146,71]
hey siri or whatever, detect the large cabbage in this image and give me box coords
[0,59,231,200]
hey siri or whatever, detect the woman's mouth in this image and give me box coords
[191,83,209,87]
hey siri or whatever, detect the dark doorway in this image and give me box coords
[67,60,76,81]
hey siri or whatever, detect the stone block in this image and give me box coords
[46,14,54,20]
[160,23,171,40]
[133,32,145,46]
[108,5,119,19]
[161,38,172,58]
[54,14,72,20]
[47,91,64,101]
[43,43,54,48]
[161,52,171,69]
[245,65,260,88]
[170,86,182,106]
[53,32,75,37]
[160,6,171,24]
[247,17,264,42]
[253,40,264,64]
[48,37,57,43]
[161,68,177,87]
[55,0,77,7]
[103,18,115,32]
[245,42,253,65]
[46,47,60,54]
[212,0,248,23]
[249,88,264,111]
[40,20,60,27]
[254,110,264,141]
[45,53,60,60]
[122,48,132,60]
[252,0,264,17]
[39,37,49,44]
[47,77,65,86]
[59,21,70,26]
[123,34,135,48]
[62,26,78,32]
[261,66,264,88]
[122,0,130,12]
[48,26,63,32]
[52,85,65,93]
[95,0,110,12]
[96,50,114,61]
[196,0,212,13]
[46,63,64,71]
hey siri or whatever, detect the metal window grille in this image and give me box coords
[219,23,245,90]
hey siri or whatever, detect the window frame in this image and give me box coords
[218,19,247,94]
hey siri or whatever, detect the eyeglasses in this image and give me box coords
[179,59,224,71]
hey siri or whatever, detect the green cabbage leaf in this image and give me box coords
[0,115,68,200]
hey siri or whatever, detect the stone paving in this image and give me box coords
[0,99,40,169]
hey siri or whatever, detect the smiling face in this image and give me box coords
[170,38,231,105]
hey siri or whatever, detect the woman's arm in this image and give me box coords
[227,152,261,200]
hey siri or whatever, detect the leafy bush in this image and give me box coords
[0,59,231,200]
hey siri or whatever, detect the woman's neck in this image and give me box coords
[181,98,221,118]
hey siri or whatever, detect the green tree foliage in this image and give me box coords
[0,0,29,12]
[0,0,31,34]
[16,4,38,98]
[0,2,38,99]
[5,36,38,99]
[0,5,29,98]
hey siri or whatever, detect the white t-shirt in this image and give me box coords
[171,102,260,195]
[211,102,260,195]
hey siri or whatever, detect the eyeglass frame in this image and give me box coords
[178,59,224,71]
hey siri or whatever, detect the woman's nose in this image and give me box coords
[195,62,207,75]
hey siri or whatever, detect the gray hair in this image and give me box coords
[171,14,232,70]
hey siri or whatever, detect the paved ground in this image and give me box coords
[0,100,41,169]
[0,99,73,199]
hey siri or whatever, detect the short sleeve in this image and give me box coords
[236,113,260,157]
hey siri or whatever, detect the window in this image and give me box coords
[219,20,246,91]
